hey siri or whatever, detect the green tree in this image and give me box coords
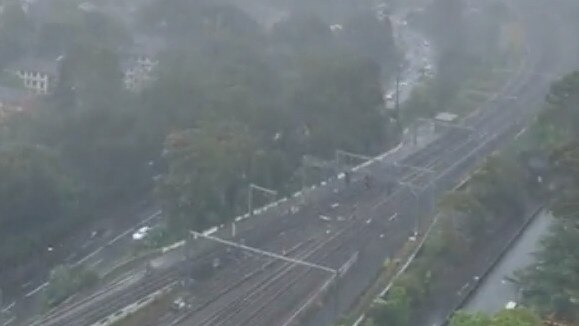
[491,308,542,326]
[367,286,410,326]
[451,309,542,326]
[440,191,491,242]
[532,72,579,148]
[450,311,490,326]
[516,222,579,322]
[428,0,465,51]
[0,144,77,265]
[548,142,579,226]
[468,156,526,219]
[394,271,429,306]
[290,52,391,157]
[45,264,99,307]
[341,10,397,74]
[0,0,33,66]
[439,155,527,243]
[43,44,149,205]
[271,12,334,50]
[156,122,256,232]
[34,0,129,55]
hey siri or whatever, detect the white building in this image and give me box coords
[120,36,164,92]
[122,56,158,91]
[7,57,60,95]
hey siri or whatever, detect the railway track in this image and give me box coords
[174,11,557,326]
[27,3,558,325]
[174,217,361,326]
[34,268,181,326]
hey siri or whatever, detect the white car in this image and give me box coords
[132,226,152,240]
[171,297,187,311]
[505,301,517,310]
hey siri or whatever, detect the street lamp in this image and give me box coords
[398,181,423,236]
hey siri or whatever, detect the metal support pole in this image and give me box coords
[395,64,401,131]
[248,184,253,217]
[334,270,341,321]
[301,166,307,193]
[412,121,418,146]
[412,192,420,236]
[302,154,335,188]
[248,183,277,217]
[398,181,422,235]
[335,149,373,168]
[189,231,335,273]
[0,288,4,326]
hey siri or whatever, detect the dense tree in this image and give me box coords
[34,0,129,56]
[3,42,156,208]
[0,144,77,265]
[492,309,543,326]
[290,52,391,157]
[515,222,579,322]
[270,11,335,55]
[451,309,542,326]
[341,10,398,75]
[450,311,490,326]
[512,71,579,323]
[139,0,264,48]
[156,122,256,231]
[0,0,33,66]
[44,44,149,204]
[45,264,98,307]
[468,156,526,218]
[533,72,579,148]
[530,72,579,224]
[427,0,465,51]
[0,0,403,268]
[366,286,411,326]
[439,155,527,244]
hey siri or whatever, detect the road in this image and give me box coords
[463,211,554,315]
[16,0,579,325]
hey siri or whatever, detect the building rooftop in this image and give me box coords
[126,34,166,58]
[8,56,60,75]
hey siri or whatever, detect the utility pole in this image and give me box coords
[189,231,335,273]
[398,181,422,235]
[247,183,277,217]
[189,230,341,322]
[0,288,4,326]
[0,289,6,326]
[335,149,372,169]
[333,270,341,321]
[301,155,336,195]
[395,63,401,131]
